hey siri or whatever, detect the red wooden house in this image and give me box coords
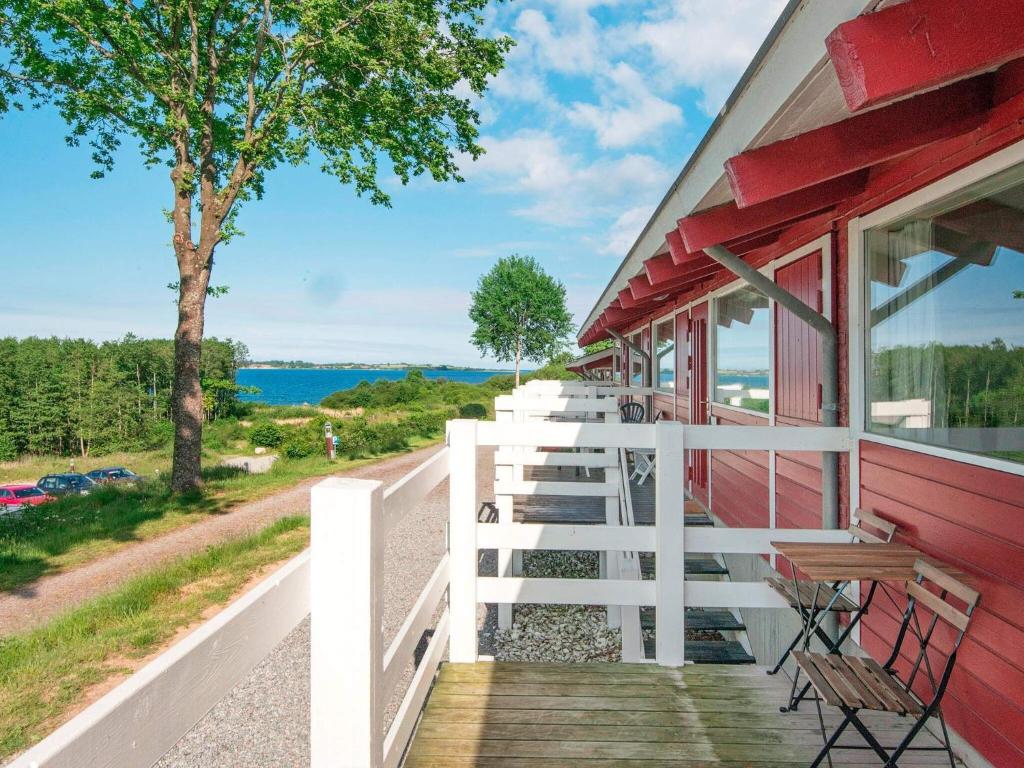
[575,2,1024,766]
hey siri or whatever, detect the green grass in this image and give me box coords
[0,515,310,762]
[0,435,440,592]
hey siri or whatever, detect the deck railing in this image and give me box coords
[310,448,451,768]
[449,418,853,666]
[313,403,855,765]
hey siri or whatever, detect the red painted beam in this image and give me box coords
[633,262,723,302]
[666,229,704,265]
[725,79,991,207]
[678,172,866,253]
[644,253,680,285]
[826,0,1024,112]
[627,273,652,300]
[617,287,639,310]
[604,305,653,326]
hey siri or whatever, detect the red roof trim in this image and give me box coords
[827,0,1024,112]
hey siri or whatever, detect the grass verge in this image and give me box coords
[0,435,439,592]
[0,515,310,762]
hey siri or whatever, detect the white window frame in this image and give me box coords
[847,138,1024,480]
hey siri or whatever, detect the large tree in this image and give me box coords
[469,254,574,386]
[0,0,511,490]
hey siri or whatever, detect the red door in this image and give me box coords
[689,303,710,504]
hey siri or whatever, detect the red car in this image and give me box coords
[0,484,54,513]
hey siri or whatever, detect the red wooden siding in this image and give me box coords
[773,252,825,568]
[859,440,1024,767]
[710,406,770,529]
[774,253,823,423]
[653,393,674,421]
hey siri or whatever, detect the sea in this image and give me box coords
[236,368,511,406]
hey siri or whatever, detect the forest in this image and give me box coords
[0,336,249,460]
[870,338,1024,428]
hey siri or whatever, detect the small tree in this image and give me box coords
[468,255,574,386]
[1,0,511,490]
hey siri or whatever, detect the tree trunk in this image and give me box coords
[170,258,210,492]
[514,338,522,388]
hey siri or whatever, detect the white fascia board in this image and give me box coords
[578,0,878,339]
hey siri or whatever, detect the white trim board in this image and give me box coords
[11,552,311,768]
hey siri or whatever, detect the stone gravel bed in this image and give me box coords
[493,551,623,663]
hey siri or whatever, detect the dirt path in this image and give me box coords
[0,444,445,636]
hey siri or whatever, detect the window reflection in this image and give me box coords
[866,165,1024,463]
[655,318,675,391]
[715,285,770,413]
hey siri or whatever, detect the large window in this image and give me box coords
[865,164,1024,464]
[655,318,675,391]
[715,285,770,413]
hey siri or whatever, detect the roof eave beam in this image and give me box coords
[725,78,991,208]
[827,0,1024,111]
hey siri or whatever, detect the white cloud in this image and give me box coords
[513,8,602,76]
[465,130,672,226]
[623,0,788,115]
[567,63,684,148]
[601,204,656,256]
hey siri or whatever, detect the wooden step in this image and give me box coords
[640,555,728,578]
[641,638,757,664]
[639,609,746,633]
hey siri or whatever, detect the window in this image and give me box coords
[715,285,770,413]
[655,318,675,391]
[630,332,644,386]
[865,163,1024,464]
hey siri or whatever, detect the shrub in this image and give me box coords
[458,402,487,419]
[249,422,285,448]
[282,434,320,459]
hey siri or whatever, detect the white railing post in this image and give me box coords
[655,421,686,666]
[448,419,479,663]
[494,405,514,630]
[311,477,384,768]
[603,407,621,629]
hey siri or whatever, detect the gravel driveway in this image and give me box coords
[155,445,495,768]
[0,444,449,636]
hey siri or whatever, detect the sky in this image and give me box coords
[0,0,787,367]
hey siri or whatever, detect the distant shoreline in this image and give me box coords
[244,363,514,372]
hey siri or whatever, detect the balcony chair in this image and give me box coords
[767,509,899,710]
[795,559,979,768]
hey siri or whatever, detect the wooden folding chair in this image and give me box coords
[768,510,898,671]
[794,559,980,768]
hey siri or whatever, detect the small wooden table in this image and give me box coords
[770,541,945,582]
[769,540,944,713]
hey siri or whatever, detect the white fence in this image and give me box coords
[449,418,852,667]
[310,448,452,768]
[13,553,310,768]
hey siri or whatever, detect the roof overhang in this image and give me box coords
[578,0,1024,346]
[578,0,883,342]
[567,347,615,372]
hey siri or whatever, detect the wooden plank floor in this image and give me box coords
[403,662,959,766]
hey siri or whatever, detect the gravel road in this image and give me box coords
[0,444,448,636]
[154,445,495,768]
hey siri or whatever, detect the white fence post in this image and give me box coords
[311,478,384,768]
[494,407,514,630]
[449,420,479,663]
[604,407,622,629]
[655,421,686,666]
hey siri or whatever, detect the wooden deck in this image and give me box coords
[403,662,958,766]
